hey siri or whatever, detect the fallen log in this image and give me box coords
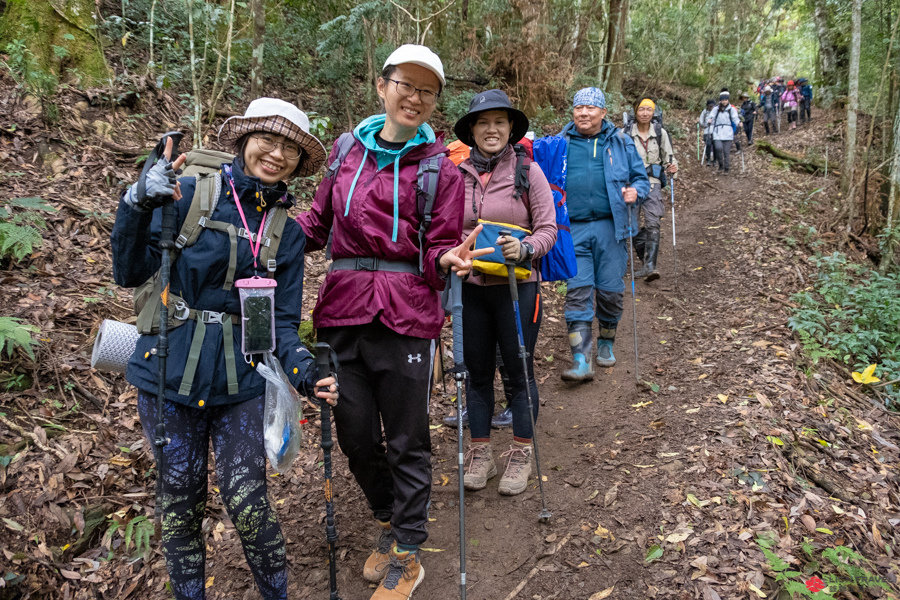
[755,139,837,176]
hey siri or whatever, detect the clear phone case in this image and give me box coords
[236,277,277,355]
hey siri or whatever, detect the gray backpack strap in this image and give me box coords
[175,173,220,248]
[416,154,443,274]
[258,206,288,276]
[326,133,357,179]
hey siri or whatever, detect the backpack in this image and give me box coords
[531,136,578,282]
[133,148,289,336]
[622,107,669,188]
[323,132,442,274]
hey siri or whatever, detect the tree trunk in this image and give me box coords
[879,100,900,270]
[0,0,110,85]
[604,0,628,93]
[810,0,840,107]
[249,0,265,100]
[842,0,861,210]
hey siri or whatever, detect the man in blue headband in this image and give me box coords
[557,87,650,382]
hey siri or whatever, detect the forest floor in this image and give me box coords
[1,85,899,600]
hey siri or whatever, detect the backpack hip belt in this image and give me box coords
[329,257,420,275]
[178,306,241,397]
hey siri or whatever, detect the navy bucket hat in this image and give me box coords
[453,89,529,148]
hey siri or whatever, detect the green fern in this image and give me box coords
[0,197,55,263]
[0,317,39,361]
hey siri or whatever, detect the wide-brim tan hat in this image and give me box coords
[219,98,326,177]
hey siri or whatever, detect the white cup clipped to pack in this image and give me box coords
[236,276,277,356]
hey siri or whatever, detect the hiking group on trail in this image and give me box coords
[110,43,688,600]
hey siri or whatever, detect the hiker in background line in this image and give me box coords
[698,99,716,165]
[760,86,777,135]
[772,77,786,113]
[111,99,339,600]
[798,78,813,124]
[625,97,677,282]
[556,87,649,382]
[707,91,740,175]
[451,89,556,496]
[740,91,757,145]
[781,81,800,131]
[298,44,491,600]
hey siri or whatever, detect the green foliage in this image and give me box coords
[760,538,889,598]
[2,39,60,122]
[789,253,900,408]
[124,515,153,559]
[0,197,56,263]
[0,318,40,362]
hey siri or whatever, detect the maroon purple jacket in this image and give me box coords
[298,129,465,340]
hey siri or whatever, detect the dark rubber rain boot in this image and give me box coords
[561,321,594,383]
[634,229,660,282]
[596,326,617,367]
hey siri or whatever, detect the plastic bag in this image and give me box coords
[236,277,277,355]
[259,351,303,473]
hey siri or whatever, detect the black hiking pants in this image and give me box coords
[319,321,434,546]
[743,117,754,143]
[137,392,287,600]
[463,281,542,441]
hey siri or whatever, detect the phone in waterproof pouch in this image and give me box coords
[236,277,277,356]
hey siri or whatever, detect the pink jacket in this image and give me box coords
[781,89,800,109]
[459,146,557,286]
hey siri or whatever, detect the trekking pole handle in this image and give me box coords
[449,275,464,370]
[498,230,519,302]
[314,343,340,408]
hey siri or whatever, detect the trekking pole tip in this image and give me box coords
[539,509,552,523]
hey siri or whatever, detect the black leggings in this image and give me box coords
[138,392,287,600]
[787,109,797,124]
[463,281,542,441]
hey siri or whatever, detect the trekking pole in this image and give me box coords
[499,230,551,523]
[447,275,467,599]
[669,167,678,293]
[625,208,640,384]
[696,124,700,162]
[315,343,343,600]
[144,131,183,537]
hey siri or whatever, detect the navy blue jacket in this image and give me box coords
[111,160,315,409]
[559,120,650,241]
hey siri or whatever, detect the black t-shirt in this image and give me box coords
[375,132,406,151]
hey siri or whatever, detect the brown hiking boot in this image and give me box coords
[370,546,425,599]
[498,444,533,496]
[363,520,393,582]
[463,443,497,491]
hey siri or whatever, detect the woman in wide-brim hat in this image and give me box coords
[452,89,557,498]
[111,97,337,600]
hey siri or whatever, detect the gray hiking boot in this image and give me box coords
[463,444,497,491]
[498,444,533,496]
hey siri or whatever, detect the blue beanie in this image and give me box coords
[573,87,606,109]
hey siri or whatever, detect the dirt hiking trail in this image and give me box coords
[1,110,898,600]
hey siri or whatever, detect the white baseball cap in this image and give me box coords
[383,44,445,86]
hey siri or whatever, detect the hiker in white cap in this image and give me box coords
[297,44,488,600]
[111,98,338,599]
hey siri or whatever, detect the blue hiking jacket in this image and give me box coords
[111,160,316,408]
[559,120,650,241]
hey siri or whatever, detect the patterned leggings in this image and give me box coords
[137,391,287,600]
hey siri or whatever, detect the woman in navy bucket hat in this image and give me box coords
[452,90,557,496]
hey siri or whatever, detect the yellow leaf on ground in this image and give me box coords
[577,561,590,568]
[590,587,615,599]
[852,364,880,384]
[419,547,444,552]
[205,576,214,588]
[717,394,728,403]
[632,401,653,408]
[748,583,766,598]
[440,474,449,486]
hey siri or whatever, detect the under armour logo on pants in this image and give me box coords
[408,354,422,363]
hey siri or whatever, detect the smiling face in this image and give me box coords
[242,133,301,185]
[573,105,607,136]
[377,63,441,142]
[471,110,512,156]
[636,105,654,125]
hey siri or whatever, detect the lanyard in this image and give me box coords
[223,165,266,269]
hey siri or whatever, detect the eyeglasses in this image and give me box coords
[386,79,440,105]
[252,135,301,160]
